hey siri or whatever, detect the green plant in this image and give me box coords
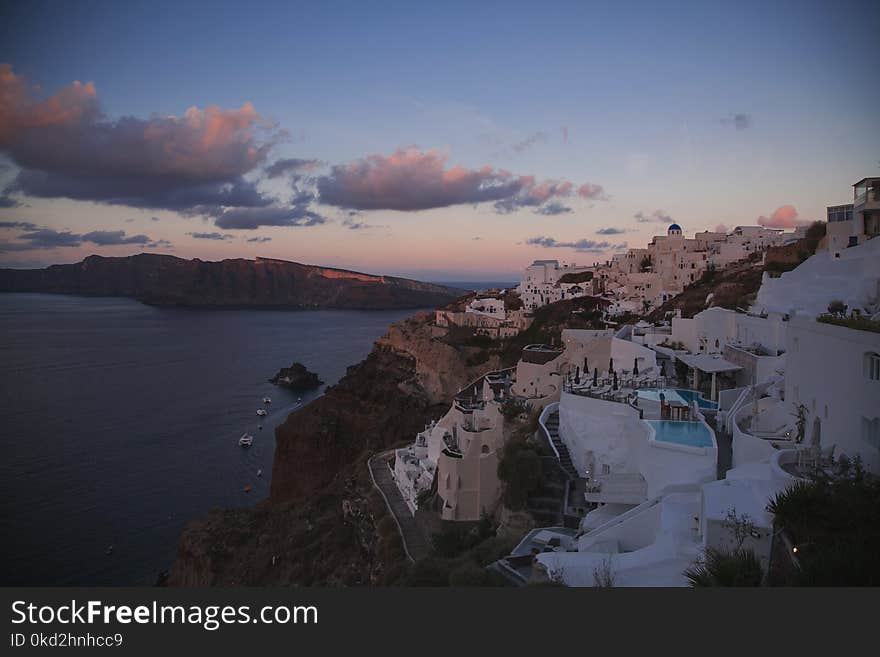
[500,396,532,419]
[722,508,757,551]
[766,468,880,585]
[497,436,543,510]
[827,299,847,316]
[592,555,616,587]
[684,548,763,587]
[448,562,493,586]
[793,403,807,444]
[817,314,880,334]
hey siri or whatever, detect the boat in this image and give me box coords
[256,408,267,417]
[256,469,263,477]
[239,433,253,447]
[262,397,272,404]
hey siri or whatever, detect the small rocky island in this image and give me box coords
[269,362,323,390]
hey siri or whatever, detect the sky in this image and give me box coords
[0,0,878,281]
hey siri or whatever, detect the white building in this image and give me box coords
[824,177,880,254]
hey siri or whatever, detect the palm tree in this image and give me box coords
[684,548,763,587]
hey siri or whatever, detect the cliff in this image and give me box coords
[167,310,507,585]
[0,254,462,310]
[167,296,608,585]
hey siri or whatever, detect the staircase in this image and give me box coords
[541,408,580,481]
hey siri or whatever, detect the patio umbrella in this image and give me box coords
[593,368,598,386]
[660,361,666,377]
[574,366,580,385]
[612,371,619,391]
[584,356,589,373]
[609,357,614,373]
[633,357,639,376]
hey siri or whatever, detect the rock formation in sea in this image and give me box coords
[269,362,323,390]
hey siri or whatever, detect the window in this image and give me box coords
[862,417,880,450]
[866,353,880,381]
[601,464,611,475]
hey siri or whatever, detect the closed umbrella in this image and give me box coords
[593,368,598,386]
[633,357,639,376]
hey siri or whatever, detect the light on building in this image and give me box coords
[792,546,798,554]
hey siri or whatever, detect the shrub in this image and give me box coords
[497,437,543,510]
[684,548,763,587]
[407,558,453,586]
[449,562,493,586]
[767,466,880,585]
[827,299,847,316]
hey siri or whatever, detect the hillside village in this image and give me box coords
[376,176,880,586]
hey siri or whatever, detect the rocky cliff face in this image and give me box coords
[168,310,505,585]
[0,254,462,309]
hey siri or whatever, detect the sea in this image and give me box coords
[0,291,492,586]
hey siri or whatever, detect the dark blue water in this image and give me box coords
[0,294,417,586]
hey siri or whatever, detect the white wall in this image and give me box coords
[785,316,880,473]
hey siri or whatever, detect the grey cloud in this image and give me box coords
[0,226,160,252]
[212,201,326,230]
[187,232,234,241]
[81,230,151,245]
[526,235,627,253]
[534,202,572,216]
[634,210,673,223]
[0,220,38,230]
[511,131,548,154]
[264,158,321,179]
[596,227,627,235]
[721,113,752,130]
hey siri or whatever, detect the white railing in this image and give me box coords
[538,402,561,461]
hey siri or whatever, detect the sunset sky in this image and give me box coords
[1,0,878,281]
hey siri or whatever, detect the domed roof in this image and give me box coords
[668,223,682,232]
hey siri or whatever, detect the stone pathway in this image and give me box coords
[368,450,431,562]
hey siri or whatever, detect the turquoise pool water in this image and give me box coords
[646,420,715,448]
[636,388,718,410]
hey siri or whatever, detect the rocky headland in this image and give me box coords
[0,253,463,310]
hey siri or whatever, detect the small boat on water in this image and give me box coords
[256,469,263,477]
[263,397,272,404]
[256,408,267,417]
[239,433,253,447]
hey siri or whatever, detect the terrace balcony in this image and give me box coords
[583,473,648,505]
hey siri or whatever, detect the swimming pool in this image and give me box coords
[636,388,718,410]
[646,420,715,448]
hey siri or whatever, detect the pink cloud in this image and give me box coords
[316,146,606,214]
[757,205,809,229]
[577,182,607,200]
[0,64,98,142]
[0,64,284,215]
